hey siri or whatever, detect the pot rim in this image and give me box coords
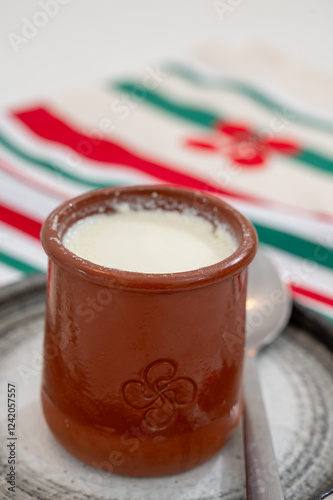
[40,185,258,292]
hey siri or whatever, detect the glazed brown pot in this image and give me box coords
[40,185,257,477]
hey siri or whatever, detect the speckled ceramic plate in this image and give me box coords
[0,275,333,500]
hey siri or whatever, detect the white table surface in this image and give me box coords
[0,0,333,108]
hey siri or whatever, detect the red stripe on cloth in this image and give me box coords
[13,107,262,204]
[0,203,42,241]
[185,139,219,151]
[0,156,70,201]
[291,284,333,308]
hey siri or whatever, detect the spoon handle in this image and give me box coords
[244,354,285,500]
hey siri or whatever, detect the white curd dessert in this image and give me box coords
[63,204,237,274]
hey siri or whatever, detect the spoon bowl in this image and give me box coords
[246,248,292,351]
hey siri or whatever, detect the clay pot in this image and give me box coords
[40,185,257,477]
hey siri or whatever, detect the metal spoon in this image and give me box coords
[244,247,292,500]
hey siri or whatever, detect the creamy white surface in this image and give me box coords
[63,207,237,273]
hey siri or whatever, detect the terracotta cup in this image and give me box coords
[40,185,257,477]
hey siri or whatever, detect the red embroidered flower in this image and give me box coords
[185,121,299,167]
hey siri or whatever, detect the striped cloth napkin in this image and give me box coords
[0,53,332,321]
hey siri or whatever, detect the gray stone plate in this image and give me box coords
[0,275,333,500]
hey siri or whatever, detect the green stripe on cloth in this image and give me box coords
[0,251,41,274]
[165,62,333,134]
[0,130,119,190]
[320,312,333,324]
[112,81,333,175]
[114,82,220,128]
[254,223,333,270]
[295,150,333,175]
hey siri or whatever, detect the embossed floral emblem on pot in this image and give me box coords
[122,359,197,431]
